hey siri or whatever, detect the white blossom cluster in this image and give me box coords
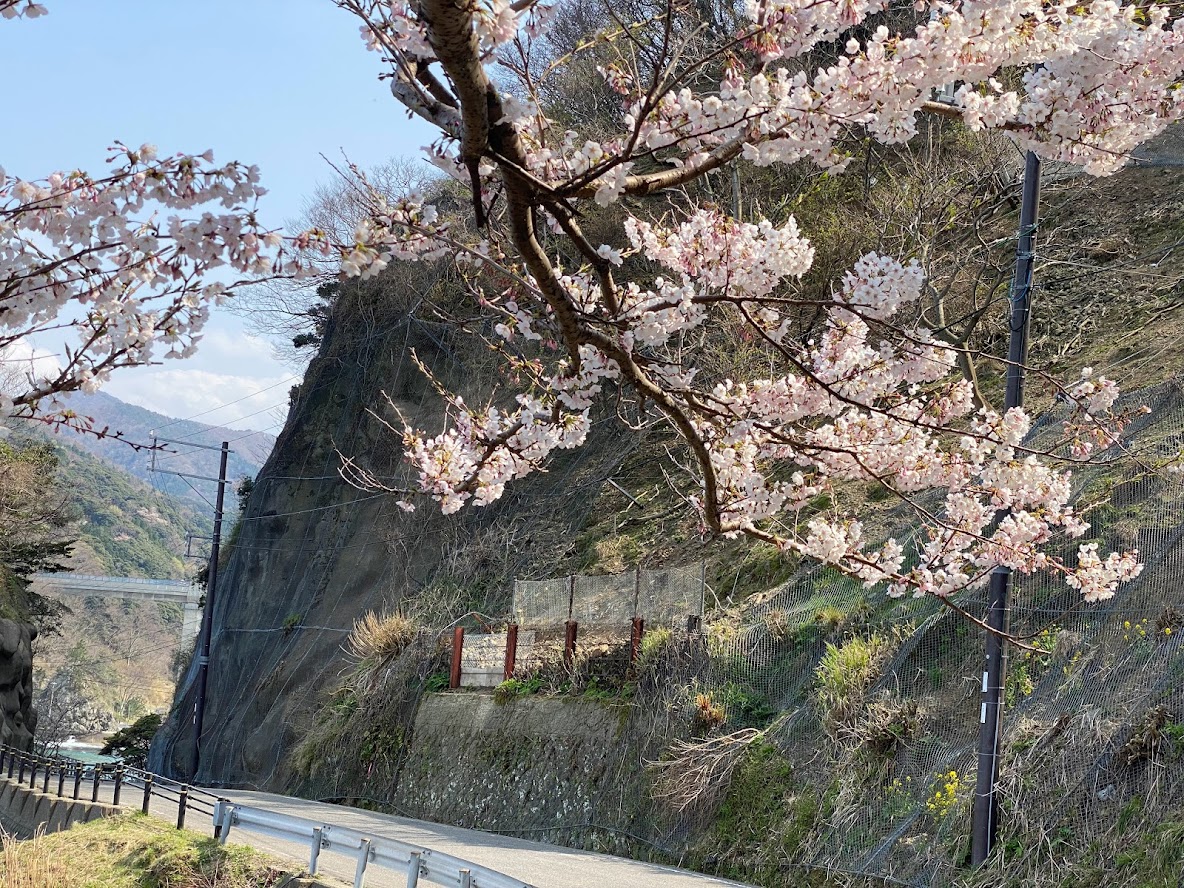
[1,142,310,421]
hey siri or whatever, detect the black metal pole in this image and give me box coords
[190,441,230,781]
[971,150,1041,867]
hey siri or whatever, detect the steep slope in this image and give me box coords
[151,155,1184,886]
[151,279,640,784]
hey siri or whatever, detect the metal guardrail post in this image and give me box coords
[9,751,17,780]
[57,764,65,797]
[310,826,323,875]
[91,766,102,803]
[406,851,421,888]
[112,766,123,806]
[353,837,371,888]
[177,785,189,830]
[73,764,81,800]
[28,758,37,789]
[42,761,51,793]
[216,802,233,843]
[459,868,472,888]
[142,775,153,814]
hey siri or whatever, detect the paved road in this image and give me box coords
[220,789,753,888]
[28,777,750,888]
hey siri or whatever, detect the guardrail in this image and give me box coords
[0,744,536,888]
[0,743,220,830]
[214,800,536,888]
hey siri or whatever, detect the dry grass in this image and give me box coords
[345,610,416,665]
[0,815,297,888]
[649,728,765,813]
[2,829,76,888]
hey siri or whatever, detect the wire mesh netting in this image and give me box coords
[690,379,1184,886]
[512,564,705,631]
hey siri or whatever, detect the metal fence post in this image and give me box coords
[73,764,81,800]
[310,826,323,874]
[42,761,51,793]
[567,574,575,622]
[8,751,16,780]
[449,626,464,689]
[564,620,578,669]
[633,566,641,619]
[112,766,123,806]
[91,766,101,803]
[406,850,421,888]
[177,785,189,829]
[354,837,371,888]
[142,774,153,814]
[459,868,472,888]
[57,763,65,797]
[630,617,645,667]
[504,624,518,680]
[28,758,37,789]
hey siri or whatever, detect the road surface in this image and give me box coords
[31,777,752,888]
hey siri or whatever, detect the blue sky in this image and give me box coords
[1,0,434,430]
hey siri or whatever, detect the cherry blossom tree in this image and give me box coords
[3,0,1170,607]
[0,1,313,437]
[328,0,1178,607]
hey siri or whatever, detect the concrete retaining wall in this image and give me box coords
[0,774,123,838]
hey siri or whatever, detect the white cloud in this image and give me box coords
[104,320,306,430]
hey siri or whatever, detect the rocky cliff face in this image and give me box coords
[150,281,636,786]
[0,619,37,751]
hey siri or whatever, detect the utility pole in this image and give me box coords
[149,436,232,781]
[970,150,1041,866]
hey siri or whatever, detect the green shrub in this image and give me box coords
[636,626,673,668]
[815,632,896,738]
[494,675,543,704]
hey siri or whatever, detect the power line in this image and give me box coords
[149,376,299,435]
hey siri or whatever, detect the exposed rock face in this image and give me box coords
[0,619,37,751]
[150,285,634,786]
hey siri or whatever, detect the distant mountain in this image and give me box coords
[60,391,278,508]
[50,442,213,579]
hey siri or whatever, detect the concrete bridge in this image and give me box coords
[30,573,202,646]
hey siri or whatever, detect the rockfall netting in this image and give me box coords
[689,379,1184,886]
[513,563,705,631]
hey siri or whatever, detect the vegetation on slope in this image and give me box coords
[0,815,307,888]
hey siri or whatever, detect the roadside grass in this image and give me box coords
[0,814,308,888]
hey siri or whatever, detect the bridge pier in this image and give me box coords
[181,588,202,648]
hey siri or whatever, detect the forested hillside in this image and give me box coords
[60,391,275,510]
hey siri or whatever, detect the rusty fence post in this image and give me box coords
[504,624,518,680]
[563,620,578,669]
[450,626,464,689]
[630,617,646,667]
